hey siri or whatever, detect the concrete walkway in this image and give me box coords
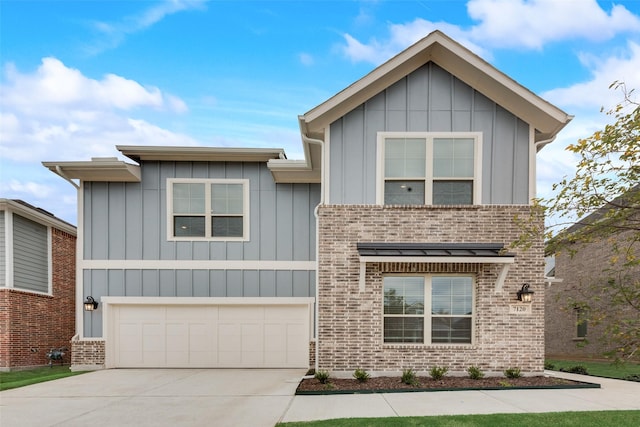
[1,369,638,427]
[281,371,640,423]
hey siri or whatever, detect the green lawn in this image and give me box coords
[0,366,88,391]
[277,411,640,427]
[546,359,640,380]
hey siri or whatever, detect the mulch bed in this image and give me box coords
[296,375,599,395]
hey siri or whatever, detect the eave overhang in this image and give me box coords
[300,30,572,143]
[42,158,141,183]
[0,198,76,235]
[117,146,286,163]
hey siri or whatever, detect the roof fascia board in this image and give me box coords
[42,160,141,182]
[117,145,286,163]
[0,199,76,234]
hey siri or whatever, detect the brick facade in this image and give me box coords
[546,225,639,359]
[71,339,105,370]
[0,228,76,370]
[317,204,545,375]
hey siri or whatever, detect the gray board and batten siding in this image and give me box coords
[82,160,320,337]
[12,214,50,293]
[329,62,531,205]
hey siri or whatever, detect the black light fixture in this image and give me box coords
[84,296,99,311]
[516,283,534,303]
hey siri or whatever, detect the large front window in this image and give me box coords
[168,179,249,240]
[378,132,481,205]
[383,275,474,344]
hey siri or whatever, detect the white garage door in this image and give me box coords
[105,298,312,368]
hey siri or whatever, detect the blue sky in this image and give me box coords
[1,0,640,225]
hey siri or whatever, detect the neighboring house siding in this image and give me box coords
[545,225,639,359]
[328,63,530,205]
[0,211,5,286]
[0,227,76,370]
[81,161,320,338]
[13,214,49,293]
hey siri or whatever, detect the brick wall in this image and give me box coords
[71,339,105,370]
[0,228,76,370]
[317,204,545,375]
[546,225,639,359]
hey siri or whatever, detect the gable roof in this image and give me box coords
[299,30,572,145]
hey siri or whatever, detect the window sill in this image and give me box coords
[383,343,476,350]
[572,337,587,341]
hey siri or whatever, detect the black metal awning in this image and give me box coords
[356,242,513,258]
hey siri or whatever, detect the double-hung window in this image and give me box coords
[378,132,481,205]
[383,275,474,344]
[167,179,249,241]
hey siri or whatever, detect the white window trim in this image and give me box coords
[166,178,250,242]
[376,132,482,205]
[381,273,476,346]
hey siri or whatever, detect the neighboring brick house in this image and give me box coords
[44,31,571,375]
[545,189,639,360]
[0,199,77,370]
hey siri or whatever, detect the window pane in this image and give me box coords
[173,183,205,214]
[433,180,473,205]
[212,216,243,237]
[384,181,425,205]
[384,277,424,315]
[212,183,244,215]
[384,317,424,343]
[433,138,474,178]
[432,317,471,343]
[385,138,426,178]
[174,216,205,237]
[432,277,472,315]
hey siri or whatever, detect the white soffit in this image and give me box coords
[42,158,141,182]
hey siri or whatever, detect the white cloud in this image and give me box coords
[86,0,209,54]
[468,0,640,49]
[0,58,200,223]
[340,0,640,64]
[541,41,640,110]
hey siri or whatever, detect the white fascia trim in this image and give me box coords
[77,183,85,339]
[101,296,315,306]
[358,256,514,292]
[81,260,316,270]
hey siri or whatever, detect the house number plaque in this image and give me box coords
[509,304,532,315]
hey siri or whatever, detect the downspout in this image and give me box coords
[54,166,84,349]
[299,116,324,373]
[529,136,557,202]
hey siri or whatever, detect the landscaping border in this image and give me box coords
[295,380,601,395]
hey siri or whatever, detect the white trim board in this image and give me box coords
[81,260,316,270]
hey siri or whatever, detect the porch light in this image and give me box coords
[516,284,534,303]
[84,296,99,311]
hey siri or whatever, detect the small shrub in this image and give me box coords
[401,368,419,386]
[624,374,640,382]
[352,368,370,383]
[560,365,588,375]
[429,366,448,380]
[504,367,522,379]
[314,369,330,384]
[467,366,485,380]
[498,380,512,387]
[544,361,556,370]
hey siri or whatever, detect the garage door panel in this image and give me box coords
[111,302,310,368]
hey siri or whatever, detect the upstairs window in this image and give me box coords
[377,132,481,205]
[168,179,249,241]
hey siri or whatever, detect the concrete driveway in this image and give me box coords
[0,368,305,427]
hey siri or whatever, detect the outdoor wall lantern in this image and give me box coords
[84,296,99,311]
[516,283,534,303]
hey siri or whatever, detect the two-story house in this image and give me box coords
[0,199,76,370]
[44,31,571,374]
